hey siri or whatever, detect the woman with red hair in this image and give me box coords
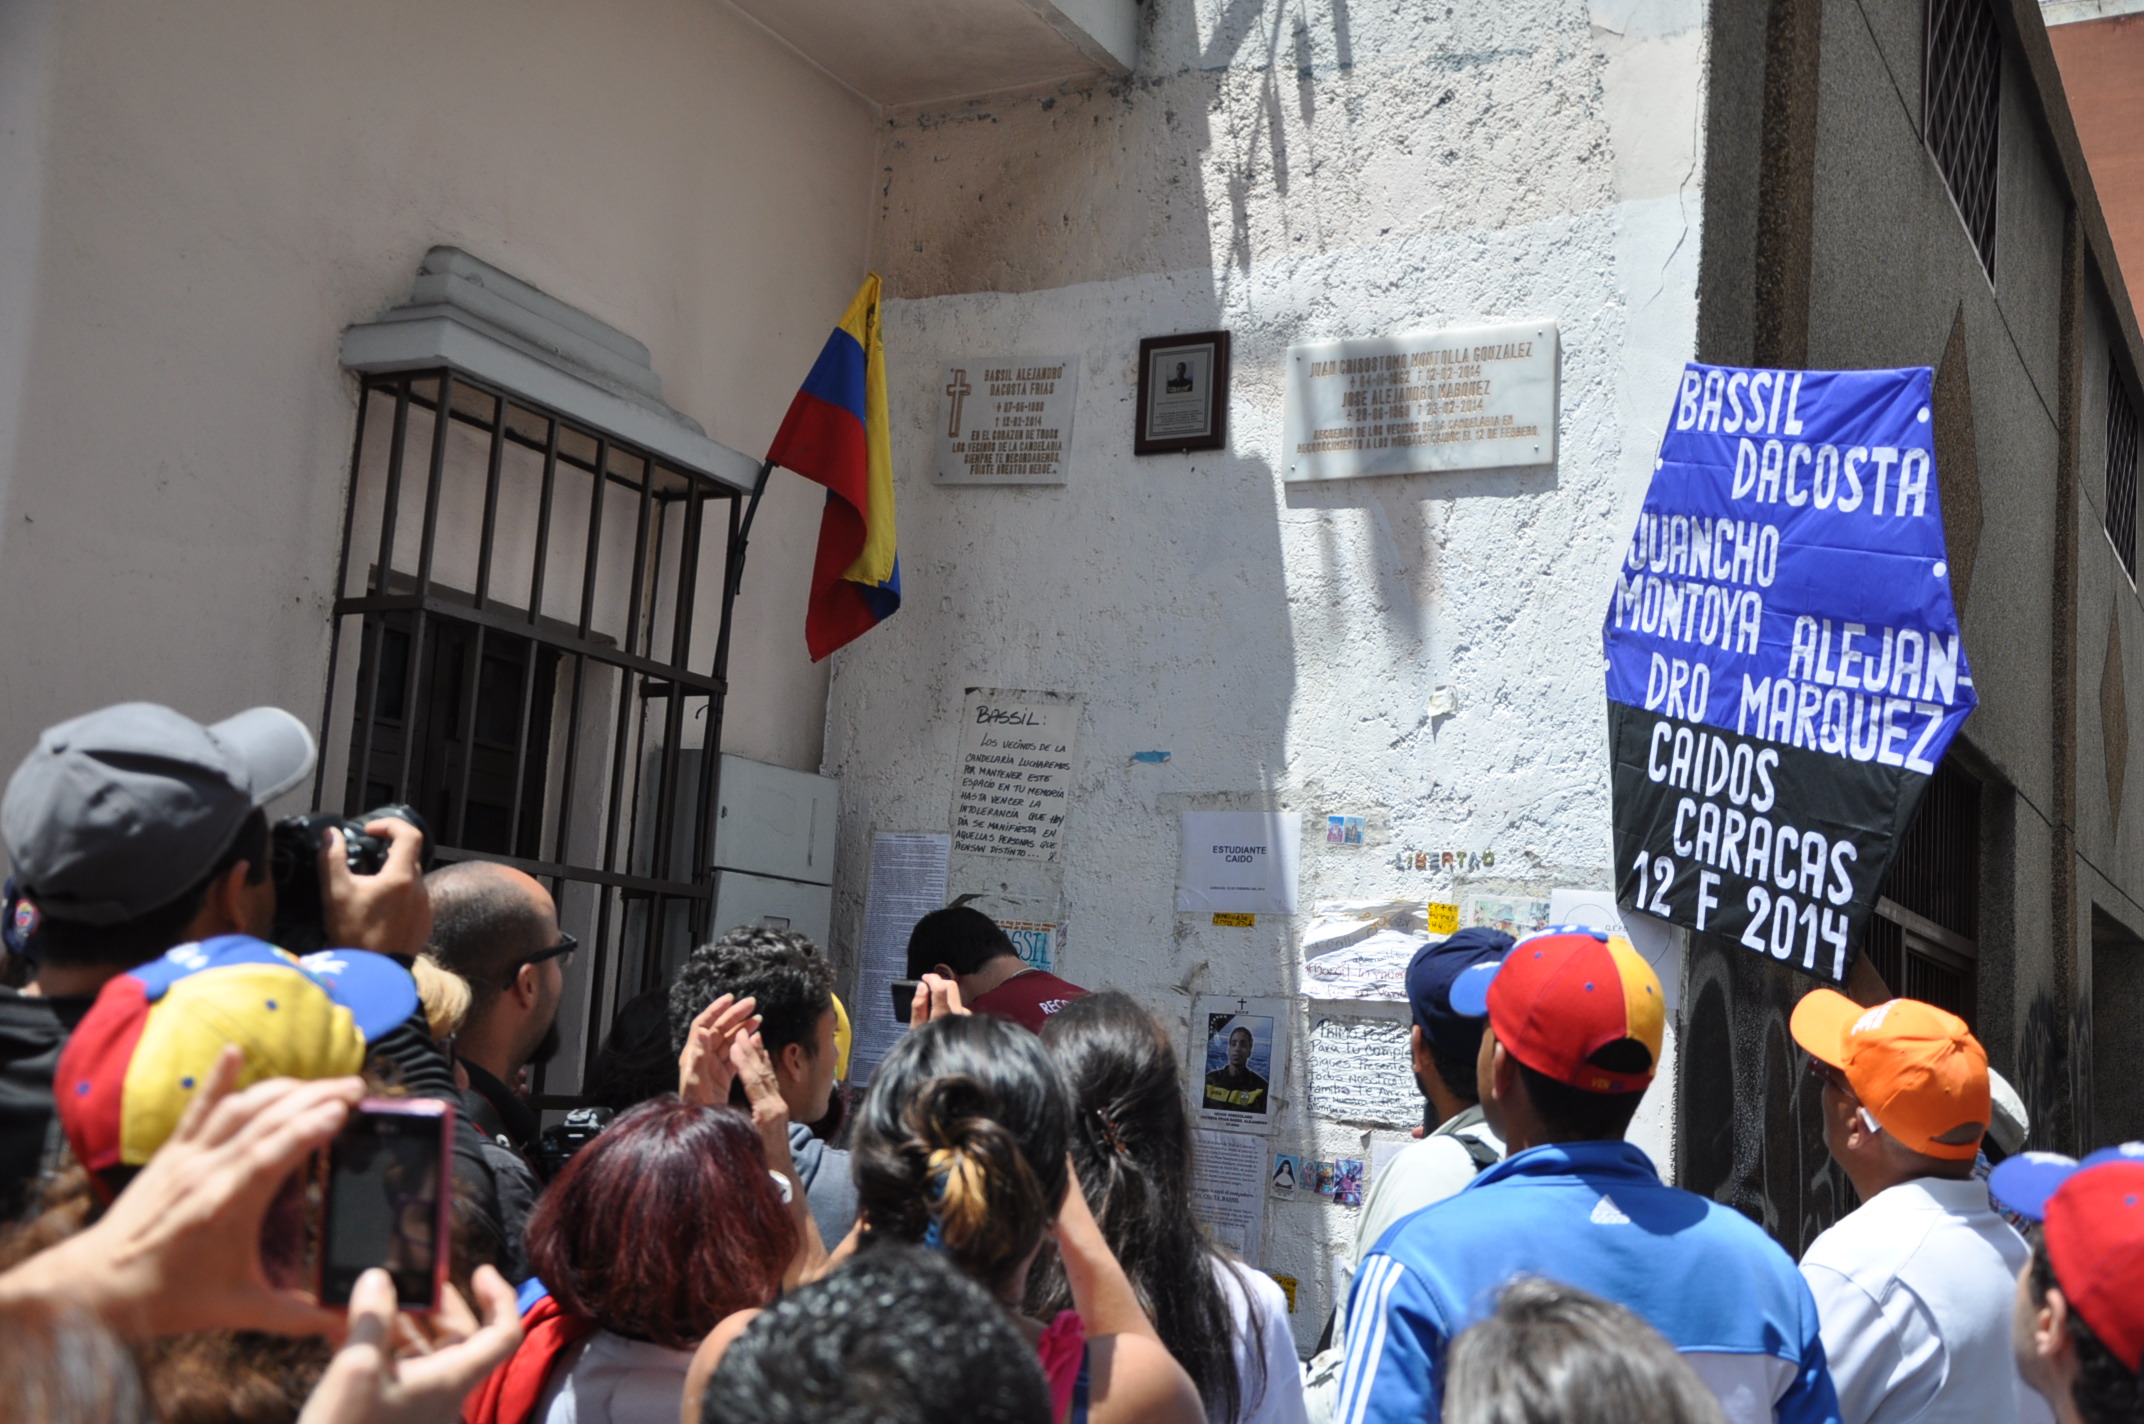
[469,1095,796,1424]
[464,992,820,1424]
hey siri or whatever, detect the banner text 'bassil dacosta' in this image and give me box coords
[1604,365,1975,984]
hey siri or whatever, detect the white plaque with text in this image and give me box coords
[951,688,1079,861]
[1282,322,1558,482]
[935,358,1078,486]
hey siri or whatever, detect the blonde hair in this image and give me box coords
[412,955,473,1042]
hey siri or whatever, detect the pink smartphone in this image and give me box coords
[319,1097,455,1311]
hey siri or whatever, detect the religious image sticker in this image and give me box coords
[1603,364,1975,983]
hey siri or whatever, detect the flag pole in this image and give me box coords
[711,456,777,688]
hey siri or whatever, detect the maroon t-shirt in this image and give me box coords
[968,969,1088,1033]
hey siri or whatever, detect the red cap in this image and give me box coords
[1450,928,1666,1094]
[2020,1157,2144,1372]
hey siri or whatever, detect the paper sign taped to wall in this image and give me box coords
[1425,902,1459,935]
[1178,812,1301,914]
[1191,1129,1267,1262]
[1309,1016,1421,1126]
[851,833,950,1077]
[1193,994,1290,1134]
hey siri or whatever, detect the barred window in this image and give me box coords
[1867,757,1981,1025]
[322,371,747,1104]
[1924,0,2001,281]
[2112,353,2141,582]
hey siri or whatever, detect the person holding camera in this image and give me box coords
[0,701,432,1221]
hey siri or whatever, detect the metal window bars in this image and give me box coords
[1924,0,2002,282]
[316,371,747,1106]
[2110,353,2141,583]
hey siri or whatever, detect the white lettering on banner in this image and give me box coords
[1633,714,1867,980]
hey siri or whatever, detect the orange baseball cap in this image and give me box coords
[1790,989,1989,1160]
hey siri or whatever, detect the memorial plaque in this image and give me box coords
[935,358,1078,485]
[951,688,1079,861]
[1282,321,1558,483]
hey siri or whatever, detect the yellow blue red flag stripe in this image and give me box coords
[766,274,899,661]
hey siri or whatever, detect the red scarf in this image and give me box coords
[461,1295,598,1424]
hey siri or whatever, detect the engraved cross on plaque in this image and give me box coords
[945,369,971,438]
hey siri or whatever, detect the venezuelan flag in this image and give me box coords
[766,274,899,661]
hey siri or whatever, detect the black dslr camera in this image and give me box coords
[535,1106,615,1181]
[271,804,432,953]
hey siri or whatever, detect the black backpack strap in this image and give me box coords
[1456,1131,1501,1173]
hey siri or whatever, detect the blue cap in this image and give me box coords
[1990,1142,2144,1219]
[1405,928,1515,1062]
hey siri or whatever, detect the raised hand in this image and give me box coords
[677,993,760,1108]
[0,1046,363,1339]
[297,1265,522,1424]
[321,820,433,958]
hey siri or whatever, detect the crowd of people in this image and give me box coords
[0,698,2138,1424]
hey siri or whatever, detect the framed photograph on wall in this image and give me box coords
[1135,330,1230,455]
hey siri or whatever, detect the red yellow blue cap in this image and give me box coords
[1449,926,1666,1094]
[1990,1146,2144,1372]
[56,934,417,1176]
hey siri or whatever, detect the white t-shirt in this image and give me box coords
[1212,1258,1310,1424]
[533,1329,696,1424]
[1799,1175,2053,1424]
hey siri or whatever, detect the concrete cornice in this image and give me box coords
[340,247,760,492]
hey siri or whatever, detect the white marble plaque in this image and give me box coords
[935,358,1078,485]
[1282,322,1558,483]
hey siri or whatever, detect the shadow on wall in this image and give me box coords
[1678,936,1851,1257]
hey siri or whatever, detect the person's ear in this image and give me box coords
[1411,1026,1435,1079]
[778,1038,809,1084]
[1489,1039,1521,1102]
[931,962,958,982]
[510,962,540,1009]
[2036,1286,2072,1364]
[187,860,260,940]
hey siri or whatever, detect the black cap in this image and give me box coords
[2,703,315,924]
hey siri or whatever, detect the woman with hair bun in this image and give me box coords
[1030,992,1306,1424]
[687,1010,1202,1424]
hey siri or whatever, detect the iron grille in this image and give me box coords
[318,371,748,1105]
[2110,352,2141,582]
[1867,756,1980,1024]
[1924,0,2001,282]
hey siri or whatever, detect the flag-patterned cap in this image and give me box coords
[56,934,416,1177]
[1448,927,1666,1094]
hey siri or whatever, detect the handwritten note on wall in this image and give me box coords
[951,689,1079,862]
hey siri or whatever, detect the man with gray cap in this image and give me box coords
[0,701,430,1217]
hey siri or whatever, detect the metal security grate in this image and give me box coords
[1924,0,2002,281]
[2111,354,2141,582]
[1868,756,1980,1024]
[317,371,749,1104]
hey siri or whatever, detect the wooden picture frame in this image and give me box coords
[1134,330,1230,455]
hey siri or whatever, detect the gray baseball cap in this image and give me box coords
[2,703,316,924]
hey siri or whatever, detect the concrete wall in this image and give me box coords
[1688,0,2144,1229]
[825,0,1708,1341]
[0,0,879,785]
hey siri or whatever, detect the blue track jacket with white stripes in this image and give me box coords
[1335,1140,1840,1424]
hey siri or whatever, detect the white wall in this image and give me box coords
[0,0,879,783]
[826,0,1708,1341]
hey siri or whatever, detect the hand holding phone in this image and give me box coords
[319,1098,455,1312]
[890,979,919,1024]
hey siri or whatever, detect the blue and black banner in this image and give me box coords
[1604,365,1976,984]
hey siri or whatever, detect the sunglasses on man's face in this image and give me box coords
[505,932,577,988]
[1806,1057,1855,1099]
